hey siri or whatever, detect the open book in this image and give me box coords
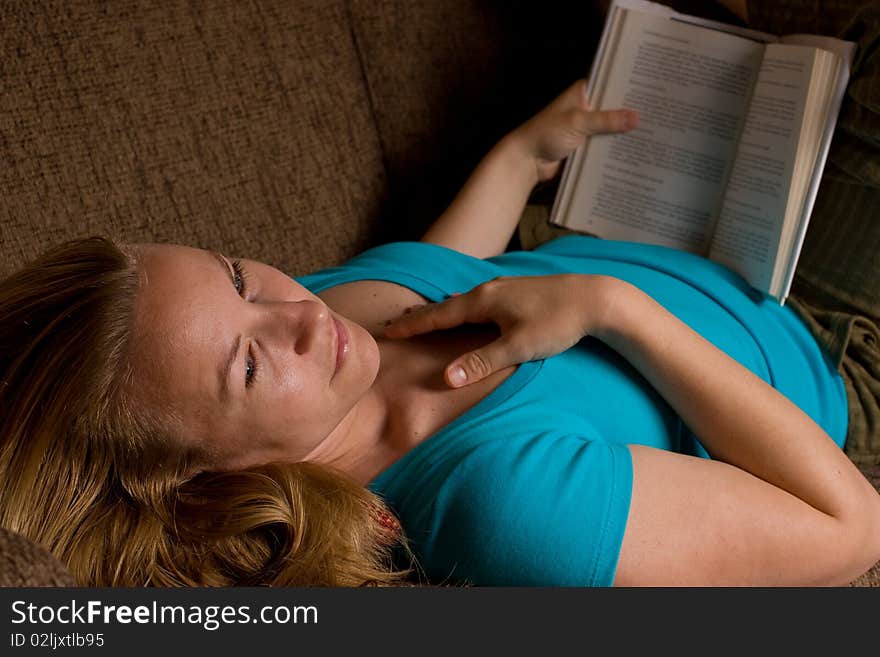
[549,0,855,304]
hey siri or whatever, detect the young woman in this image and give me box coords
[1,79,878,587]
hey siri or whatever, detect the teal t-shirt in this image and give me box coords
[295,235,849,586]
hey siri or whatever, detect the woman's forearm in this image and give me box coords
[592,278,880,525]
[420,135,538,260]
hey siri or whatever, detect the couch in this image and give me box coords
[1,0,878,586]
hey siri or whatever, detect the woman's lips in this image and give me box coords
[333,317,349,375]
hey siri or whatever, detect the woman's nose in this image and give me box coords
[268,298,330,355]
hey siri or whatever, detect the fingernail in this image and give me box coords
[624,110,638,129]
[449,366,467,387]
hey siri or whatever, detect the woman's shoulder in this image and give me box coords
[295,240,508,333]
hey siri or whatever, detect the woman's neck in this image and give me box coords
[319,325,517,487]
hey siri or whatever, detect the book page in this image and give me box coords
[561,9,765,254]
[709,45,816,294]
[772,36,853,302]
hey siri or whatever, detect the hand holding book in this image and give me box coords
[549,0,856,304]
[507,78,639,183]
[419,78,637,260]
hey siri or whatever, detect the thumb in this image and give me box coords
[575,107,639,135]
[444,340,513,388]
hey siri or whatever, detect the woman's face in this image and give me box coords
[128,243,380,471]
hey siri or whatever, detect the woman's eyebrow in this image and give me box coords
[218,334,241,403]
[208,250,239,401]
[209,250,234,284]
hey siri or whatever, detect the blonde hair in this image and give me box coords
[0,237,416,586]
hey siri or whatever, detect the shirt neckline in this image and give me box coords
[368,358,544,493]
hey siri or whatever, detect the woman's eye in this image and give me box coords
[245,348,257,388]
[231,259,248,297]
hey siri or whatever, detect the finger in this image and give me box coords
[574,108,638,135]
[383,295,475,338]
[444,338,518,388]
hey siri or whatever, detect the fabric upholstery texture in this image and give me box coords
[0,0,387,278]
[349,0,605,244]
[0,528,76,587]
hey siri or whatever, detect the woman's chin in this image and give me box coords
[341,317,381,387]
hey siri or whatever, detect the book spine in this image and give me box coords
[776,53,852,303]
[549,4,627,229]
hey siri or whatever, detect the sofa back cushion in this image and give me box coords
[349,0,606,244]
[1,0,387,277]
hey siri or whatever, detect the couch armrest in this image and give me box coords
[0,527,76,587]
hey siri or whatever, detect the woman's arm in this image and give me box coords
[385,274,880,584]
[420,136,538,260]
[421,80,636,259]
[597,278,880,585]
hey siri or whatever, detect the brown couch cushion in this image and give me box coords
[0,527,76,586]
[349,0,607,244]
[1,0,387,278]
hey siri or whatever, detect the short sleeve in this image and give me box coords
[294,241,508,299]
[422,433,634,587]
